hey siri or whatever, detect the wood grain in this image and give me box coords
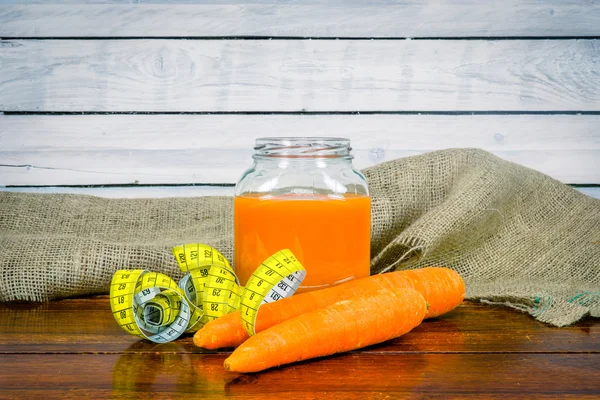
[1,114,599,185]
[1,39,599,112]
[2,149,598,186]
[0,353,597,399]
[3,114,599,152]
[2,1,600,37]
[0,185,237,198]
[0,299,597,354]
[0,297,597,398]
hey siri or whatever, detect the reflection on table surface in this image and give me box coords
[0,298,598,398]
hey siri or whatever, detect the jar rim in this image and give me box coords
[256,137,350,143]
[254,137,352,159]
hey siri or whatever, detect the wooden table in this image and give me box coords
[0,298,597,399]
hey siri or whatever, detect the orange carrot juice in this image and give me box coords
[234,194,371,292]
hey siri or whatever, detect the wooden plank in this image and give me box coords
[1,39,599,112]
[577,186,600,199]
[3,114,599,152]
[1,185,598,200]
[0,291,598,398]
[0,185,236,198]
[1,114,599,185]
[2,1,600,37]
[3,149,599,185]
[0,353,597,398]
[1,299,597,354]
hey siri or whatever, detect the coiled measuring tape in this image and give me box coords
[110,244,305,343]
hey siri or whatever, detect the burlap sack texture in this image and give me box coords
[1,148,598,326]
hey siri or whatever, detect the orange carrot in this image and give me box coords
[224,288,428,373]
[194,267,464,349]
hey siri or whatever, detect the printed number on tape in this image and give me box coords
[239,249,305,336]
[110,245,305,343]
[110,270,191,343]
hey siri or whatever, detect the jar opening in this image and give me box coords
[254,137,352,159]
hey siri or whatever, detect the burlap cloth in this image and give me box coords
[1,149,598,326]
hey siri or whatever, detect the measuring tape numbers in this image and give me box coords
[110,270,191,343]
[173,243,239,329]
[110,244,305,343]
[240,249,306,336]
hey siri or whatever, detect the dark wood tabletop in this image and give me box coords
[0,297,598,399]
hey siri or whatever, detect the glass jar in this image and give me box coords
[234,137,371,293]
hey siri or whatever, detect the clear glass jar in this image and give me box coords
[234,137,371,293]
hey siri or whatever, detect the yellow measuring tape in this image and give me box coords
[110,244,305,343]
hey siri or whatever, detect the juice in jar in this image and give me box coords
[234,193,371,292]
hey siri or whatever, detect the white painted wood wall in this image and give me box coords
[0,1,599,199]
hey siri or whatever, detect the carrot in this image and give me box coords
[224,288,428,373]
[194,267,464,349]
